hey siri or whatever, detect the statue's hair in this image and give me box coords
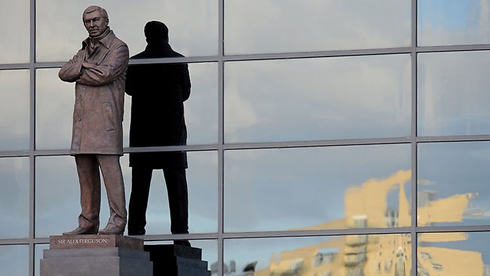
[83,6,109,22]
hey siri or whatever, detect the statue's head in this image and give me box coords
[82,6,109,37]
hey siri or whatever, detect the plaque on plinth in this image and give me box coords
[40,235,153,276]
[144,244,211,276]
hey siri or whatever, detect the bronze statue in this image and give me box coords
[125,21,191,246]
[59,6,129,235]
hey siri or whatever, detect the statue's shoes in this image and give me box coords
[98,224,124,235]
[62,226,98,236]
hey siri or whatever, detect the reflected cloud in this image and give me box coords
[0,70,30,151]
[225,0,411,54]
[224,55,411,143]
[418,51,490,136]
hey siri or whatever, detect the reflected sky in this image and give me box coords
[225,234,411,276]
[225,0,411,55]
[0,245,29,276]
[0,70,30,151]
[0,0,29,63]
[225,55,411,143]
[36,0,218,62]
[418,51,490,136]
[0,157,29,239]
[418,142,490,227]
[419,0,490,46]
[224,144,411,232]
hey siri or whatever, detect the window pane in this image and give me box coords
[225,0,410,55]
[35,244,49,276]
[186,63,218,145]
[35,155,80,237]
[418,0,490,46]
[225,234,412,275]
[224,145,411,232]
[0,245,29,276]
[0,70,30,151]
[36,0,218,62]
[36,69,74,150]
[418,142,490,227]
[36,155,138,237]
[126,63,218,147]
[418,232,490,275]
[0,0,29,63]
[0,157,29,239]
[36,152,217,236]
[418,51,490,136]
[225,55,411,143]
[131,151,218,234]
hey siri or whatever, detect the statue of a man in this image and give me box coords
[59,6,129,235]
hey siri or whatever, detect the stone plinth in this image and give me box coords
[145,244,211,276]
[40,235,152,276]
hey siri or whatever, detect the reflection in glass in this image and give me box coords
[35,244,49,276]
[418,51,490,136]
[36,0,218,62]
[224,145,411,232]
[0,70,30,151]
[225,234,411,276]
[186,63,218,145]
[418,232,490,275]
[0,0,29,63]
[225,0,410,55]
[224,55,411,143]
[418,0,490,46]
[0,157,29,239]
[138,151,218,234]
[418,142,490,227]
[0,245,29,276]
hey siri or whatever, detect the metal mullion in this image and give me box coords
[416,225,490,234]
[411,0,418,275]
[222,227,413,240]
[417,44,490,54]
[223,47,411,62]
[217,0,225,275]
[29,0,36,275]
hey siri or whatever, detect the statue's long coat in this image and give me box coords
[59,30,129,156]
[125,42,191,168]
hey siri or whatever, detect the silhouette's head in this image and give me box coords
[144,21,169,43]
[83,6,109,37]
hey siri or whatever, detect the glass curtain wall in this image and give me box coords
[2,0,490,275]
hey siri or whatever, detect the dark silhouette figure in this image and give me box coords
[125,21,191,246]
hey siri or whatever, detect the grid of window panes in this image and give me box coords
[2,0,490,275]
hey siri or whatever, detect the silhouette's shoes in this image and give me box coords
[62,226,98,236]
[98,224,125,235]
[174,240,191,247]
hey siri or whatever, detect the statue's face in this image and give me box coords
[83,10,108,37]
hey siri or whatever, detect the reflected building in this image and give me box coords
[226,170,486,276]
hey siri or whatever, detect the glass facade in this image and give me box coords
[2,0,490,275]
